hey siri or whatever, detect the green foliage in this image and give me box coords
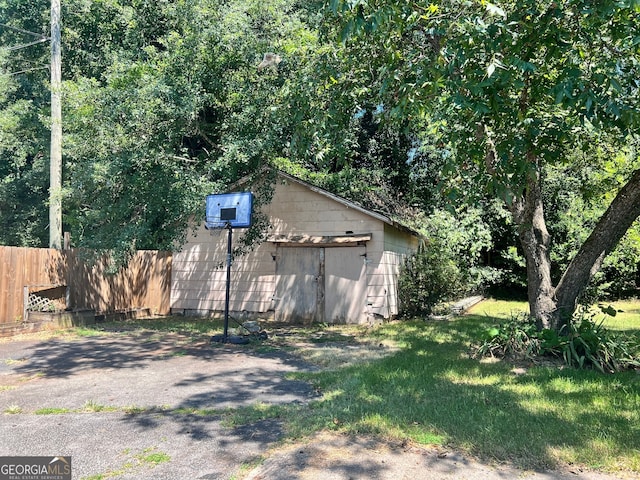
[487,143,640,301]
[61,0,316,255]
[559,310,640,373]
[476,313,542,359]
[1,0,324,257]
[331,0,640,199]
[0,43,49,246]
[424,208,501,290]
[544,145,640,300]
[398,208,499,316]
[476,307,640,373]
[398,239,463,316]
[325,0,640,326]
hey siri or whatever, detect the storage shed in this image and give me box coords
[170,171,421,324]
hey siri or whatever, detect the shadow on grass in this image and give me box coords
[4,316,640,476]
[279,317,640,472]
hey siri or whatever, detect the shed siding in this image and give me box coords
[383,223,420,253]
[364,224,418,317]
[268,179,383,239]
[171,237,275,313]
[170,174,419,322]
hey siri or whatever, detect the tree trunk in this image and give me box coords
[553,167,640,322]
[511,165,558,330]
[511,165,640,332]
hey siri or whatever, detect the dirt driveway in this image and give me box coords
[0,329,629,480]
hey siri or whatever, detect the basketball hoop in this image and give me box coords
[205,192,253,229]
[205,192,254,344]
[208,228,224,238]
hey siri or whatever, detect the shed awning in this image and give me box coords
[269,233,372,247]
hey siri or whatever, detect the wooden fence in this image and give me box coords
[0,246,172,328]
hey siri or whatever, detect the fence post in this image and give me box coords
[23,286,28,323]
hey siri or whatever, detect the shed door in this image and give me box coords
[275,247,324,323]
[324,246,367,323]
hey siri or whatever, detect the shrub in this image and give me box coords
[475,308,640,373]
[475,313,543,359]
[558,311,640,373]
[398,207,499,317]
[398,240,464,316]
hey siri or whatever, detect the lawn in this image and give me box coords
[467,298,640,331]
[272,315,640,474]
[17,301,640,475]
[245,299,640,474]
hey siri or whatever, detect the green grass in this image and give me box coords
[81,316,226,338]
[134,447,171,465]
[80,447,170,480]
[3,357,27,366]
[30,401,118,415]
[468,298,640,332]
[227,304,640,475]
[466,298,529,319]
[35,407,70,415]
[82,400,118,413]
[14,303,640,475]
[3,405,22,414]
[600,299,640,332]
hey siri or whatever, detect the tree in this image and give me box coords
[544,145,640,300]
[0,8,51,246]
[2,0,434,260]
[325,0,640,331]
[1,0,321,258]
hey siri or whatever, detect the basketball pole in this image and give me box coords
[223,223,233,343]
[206,192,253,344]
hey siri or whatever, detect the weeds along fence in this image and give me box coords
[0,246,172,329]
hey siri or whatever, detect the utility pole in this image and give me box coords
[49,0,62,249]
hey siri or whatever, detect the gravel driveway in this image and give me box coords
[0,332,317,479]
[0,330,629,480]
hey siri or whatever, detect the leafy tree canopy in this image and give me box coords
[327,0,639,191]
[0,0,322,256]
[324,0,640,328]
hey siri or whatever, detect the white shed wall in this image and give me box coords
[170,233,275,313]
[170,174,419,322]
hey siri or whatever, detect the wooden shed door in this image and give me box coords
[324,246,367,323]
[275,247,324,323]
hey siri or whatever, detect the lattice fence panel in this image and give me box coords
[26,294,58,312]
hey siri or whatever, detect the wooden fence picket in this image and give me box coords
[0,246,171,330]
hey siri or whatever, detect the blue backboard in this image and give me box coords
[205,192,253,229]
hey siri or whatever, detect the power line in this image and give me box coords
[0,22,50,54]
[0,23,49,40]
[6,37,49,51]
[0,65,49,76]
